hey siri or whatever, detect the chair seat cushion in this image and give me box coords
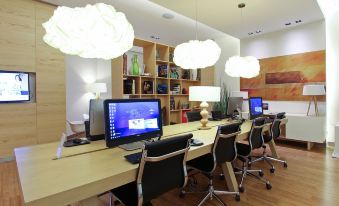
[111,181,138,206]
[263,134,272,143]
[236,142,251,157]
[187,153,215,173]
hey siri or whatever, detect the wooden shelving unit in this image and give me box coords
[111,38,214,125]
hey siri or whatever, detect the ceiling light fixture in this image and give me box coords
[173,0,221,70]
[42,3,134,60]
[162,13,174,19]
[150,35,160,40]
[225,3,260,79]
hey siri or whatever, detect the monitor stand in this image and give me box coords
[119,141,145,151]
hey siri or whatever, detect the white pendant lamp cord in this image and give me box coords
[195,0,198,40]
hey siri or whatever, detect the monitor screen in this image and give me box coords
[104,99,163,148]
[249,97,263,119]
[0,71,30,102]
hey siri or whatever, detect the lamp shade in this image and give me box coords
[174,39,221,69]
[189,86,220,102]
[86,83,107,93]
[42,3,134,60]
[302,84,326,95]
[231,91,249,99]
[225,56,260,78]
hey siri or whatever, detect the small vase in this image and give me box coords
[132,54,139,75]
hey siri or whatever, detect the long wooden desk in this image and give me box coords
[15,119,287,206]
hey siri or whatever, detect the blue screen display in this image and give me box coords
[107,101,161,140]
[249,97,263,117]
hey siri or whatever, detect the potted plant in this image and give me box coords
[212,83,229,117]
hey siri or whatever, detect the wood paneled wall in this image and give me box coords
[240,50,326,101]
[0,0,65,157]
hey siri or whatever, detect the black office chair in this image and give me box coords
[249,112,288,173]
[186,111,202,122]
[235,117,272,193]
[110,133,192,206]
[181,123,242,205]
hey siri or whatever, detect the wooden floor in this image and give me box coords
[1,143,339,206]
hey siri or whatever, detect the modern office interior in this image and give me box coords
[0,0,339,205]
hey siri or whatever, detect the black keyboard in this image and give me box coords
[124,152,142,164]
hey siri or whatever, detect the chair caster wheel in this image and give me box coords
[266,183,272,190]
[239,186,245,193]
[259,171,264,177]
[179,191,186,198]
[270,168,275,173]
[283,162,288,168]
[235,194,240,202]
[219,174,225,180]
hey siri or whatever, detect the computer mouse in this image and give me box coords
[72,138,82,144]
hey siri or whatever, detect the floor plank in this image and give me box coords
[1,144,339,206]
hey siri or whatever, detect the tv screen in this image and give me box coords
[0,71,30,102]
[104,99,163,148]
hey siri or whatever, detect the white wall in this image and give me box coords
[214,35,240,91]
[65,56,111,134]
[240,20,326,116]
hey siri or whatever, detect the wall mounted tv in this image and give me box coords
[0,70,30,103]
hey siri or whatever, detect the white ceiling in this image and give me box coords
[40,0,324,41]
[40,0,236,46]
[150,0,324,39]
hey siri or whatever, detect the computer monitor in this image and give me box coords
[249,97,263,120]
[227,97,243,116]
[89,99,105,141]
[104,99,163,148]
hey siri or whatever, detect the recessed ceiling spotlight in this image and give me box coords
[285,22,291,26]
[248,32,254,35]
[150,35,160,40]
[256,30,262,33]
[295,20,302,23]
[162,13,174,19]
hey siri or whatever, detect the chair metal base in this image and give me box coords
[181,175,240,206]
[235,159,271,192]
[249,146,288,173]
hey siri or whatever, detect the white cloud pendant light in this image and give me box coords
[225,56,260,78]
[174,39,221,70]
[42,3,134,60]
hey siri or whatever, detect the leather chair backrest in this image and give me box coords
[186,111,201,122]
[213,123,241,165]
[138,133,192,204]
[249,117,266,150]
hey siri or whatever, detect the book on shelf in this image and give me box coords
[171,83,181,95]
[182,69,190,79]
[170,96,175,110]
[123,79,136,94]
[157,84,168,94]
[143,81,153,94]
[170,66,180,79]
[158,64,168,78]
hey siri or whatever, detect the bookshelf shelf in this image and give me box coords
[111,38,213,125]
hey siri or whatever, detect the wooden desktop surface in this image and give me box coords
[14,119,287,206]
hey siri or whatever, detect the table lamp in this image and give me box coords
[189,86,220,130]
[86,83,107,99]
[302,84,325,116]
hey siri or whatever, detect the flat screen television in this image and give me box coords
[104,99,163,148]
[0,71,30,102]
